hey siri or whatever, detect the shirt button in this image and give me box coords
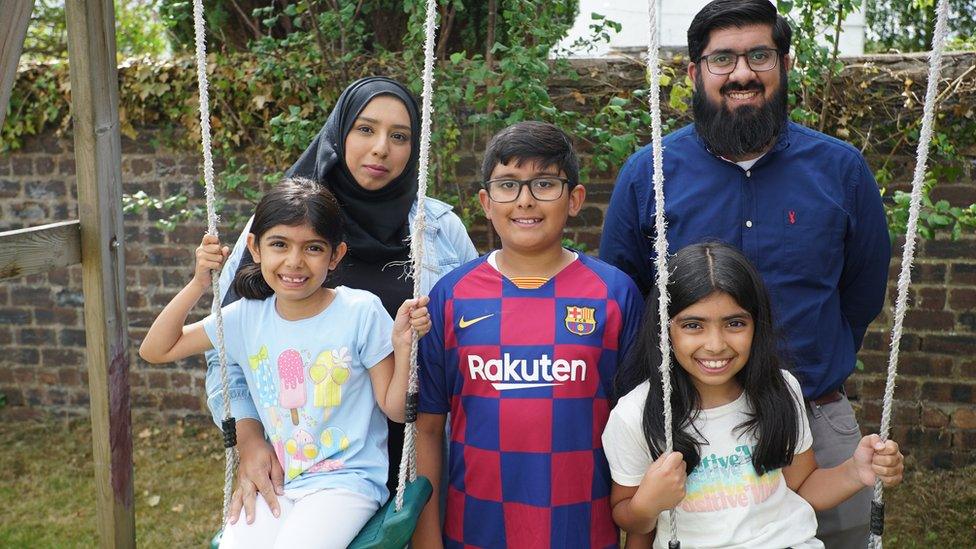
[746,170,752,177]
[745,220,753,228]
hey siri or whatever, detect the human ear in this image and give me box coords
[567,184,586,217]
[246,233,261,263]
[478,188,492,219]
[688,61,699,89]
[783,53,793,71]
[329,242,348,271]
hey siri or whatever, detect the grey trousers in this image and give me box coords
[806,393,873,549]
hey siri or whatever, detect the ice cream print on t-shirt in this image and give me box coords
[680,444,782,513]
[248,347,354,480]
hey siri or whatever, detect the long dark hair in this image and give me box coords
[232,177,345,300]
[615,242,799,475]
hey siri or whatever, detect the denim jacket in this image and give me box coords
[204,197,478,425]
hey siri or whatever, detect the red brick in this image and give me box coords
[161,392,203,410]
[894,355,954,377]
[951,262,976,285]
[922,334,976,355]
[917,287,947,310]
[951,407,976,429]
[859,378,919,401]
[921,382,975,404]
[58,368,81,386]
[170,372,192,389]
[38,370,58,385]
[952,431,976,451]
[12,367,35,383]
[5,349,39,366]
[924,239,975,259]
[41,348,84,366]
[949,288,976,310]
[905,310,956,331]
[921,407,949,428]
[18,327,55,346]
[148,371,169,389]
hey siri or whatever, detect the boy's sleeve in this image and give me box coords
[358,294,395,369]
[600,151,655,296]
[418,285,450,414]
[602,398,652,487]
[617,275,646,365]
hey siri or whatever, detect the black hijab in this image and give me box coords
[286,76,421,262]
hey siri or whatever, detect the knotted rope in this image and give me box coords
[190,0,236,525]
[395,0,438,513]
[646,1,678,547]
[869,0,951,547]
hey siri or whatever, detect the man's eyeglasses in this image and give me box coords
[483,177,570,203]
[699,48,780,76]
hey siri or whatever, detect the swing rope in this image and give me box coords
[190,0,236,525]
[645,1,679,547]
[395,0,439,513]
[869,0,951,547]
[189,0,440,531]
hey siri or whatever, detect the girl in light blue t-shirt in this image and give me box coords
[139,177,430,548]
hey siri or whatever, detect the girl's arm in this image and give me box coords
[610,451,687,535]
[367,297,431,423]
[784,434,904,511]
[139,234,227,364]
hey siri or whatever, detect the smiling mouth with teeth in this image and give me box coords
[512,218,542,225]
[279,274,309,284]
[697,358,733,370]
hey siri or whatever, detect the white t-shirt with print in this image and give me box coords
[602,370,823,549]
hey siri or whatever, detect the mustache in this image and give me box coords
[720,81,764,94]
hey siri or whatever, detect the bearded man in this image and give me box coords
[599,1,890,547]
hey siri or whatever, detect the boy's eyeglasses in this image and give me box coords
[699,48,780,75]
[483,177,569,203]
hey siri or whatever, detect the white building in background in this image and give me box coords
[557,0,866,57]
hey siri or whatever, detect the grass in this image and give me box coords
[0,415,974,547]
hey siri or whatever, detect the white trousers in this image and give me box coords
[219,487,379,549]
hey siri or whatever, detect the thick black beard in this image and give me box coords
[692,67,789,158]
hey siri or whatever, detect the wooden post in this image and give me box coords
[64,0,134,547]
[0,0,34,130]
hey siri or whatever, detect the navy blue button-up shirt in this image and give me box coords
[599,122,890,400]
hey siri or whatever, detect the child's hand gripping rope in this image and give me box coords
[851,434,904,488]
[633,451,688,518]
[193,234,230,290]
[393,296,432,350]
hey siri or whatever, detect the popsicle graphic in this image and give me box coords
[277,349,306,425]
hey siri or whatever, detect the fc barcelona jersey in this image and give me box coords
[418,253,644,548]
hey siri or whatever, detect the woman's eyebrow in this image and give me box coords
[356,116,411,132]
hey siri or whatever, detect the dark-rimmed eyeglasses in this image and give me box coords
[483,177,569,203]
[699,47,780,75]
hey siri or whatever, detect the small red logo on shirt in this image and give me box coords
[788,210,797,224]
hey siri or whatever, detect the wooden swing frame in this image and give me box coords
[1,0,134,546]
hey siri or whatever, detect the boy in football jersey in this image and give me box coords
[413,121,645,548]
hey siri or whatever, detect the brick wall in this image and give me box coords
[1,54,974,468]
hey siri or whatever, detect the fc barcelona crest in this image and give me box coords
[565,306,597,336]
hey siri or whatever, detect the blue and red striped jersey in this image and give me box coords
[419,253,644,548]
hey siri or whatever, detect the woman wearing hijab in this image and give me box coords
[205,77,478,526]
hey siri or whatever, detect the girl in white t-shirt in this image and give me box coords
[602,242,904,549]
[139,178,431,548]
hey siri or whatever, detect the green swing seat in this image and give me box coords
[209,476,432,549]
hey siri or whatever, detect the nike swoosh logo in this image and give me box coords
[458,314,494,329]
